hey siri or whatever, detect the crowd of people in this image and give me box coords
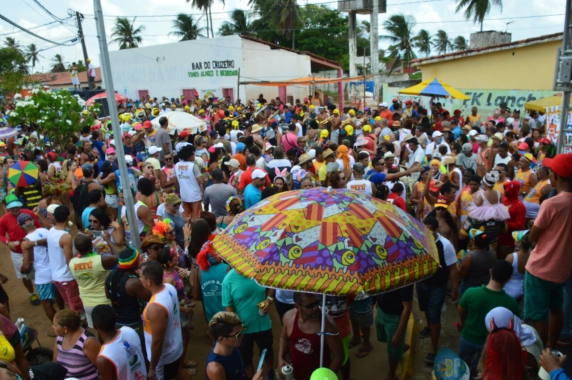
[0,93,570,380]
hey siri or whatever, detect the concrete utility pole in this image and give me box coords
[348,11,358,77]
[75,12,91,93]
[93,0,141,249]
[370,0,380,101]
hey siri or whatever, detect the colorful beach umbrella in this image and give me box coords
[85,92,128,107]
[399,78,470,100]
[212,187,439,296]
[0,126,18,140]
[8,161,39,187]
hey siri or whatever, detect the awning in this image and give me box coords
[240,75,374,87]
[524,94,570,112]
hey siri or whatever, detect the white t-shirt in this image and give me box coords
[88,63,96,78]
[494,153,512,167]
[336,156,356,172]
[436,234,457,266]
[47,228,74,282]
[425,141,451,156]
[98,327,147,380]
[347,179,372,196]
[26,228,51,284]
[174,161,202,203]
[156,202,184,219]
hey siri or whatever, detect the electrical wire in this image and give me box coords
[0,13,75,45]
[31,0,67,22]
[0,20,61,37]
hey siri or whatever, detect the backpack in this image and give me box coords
[72,180,94,222]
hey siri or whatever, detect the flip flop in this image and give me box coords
[355,347,373,358]
[184,360,197,368]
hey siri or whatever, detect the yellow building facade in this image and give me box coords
[412,33,562,91]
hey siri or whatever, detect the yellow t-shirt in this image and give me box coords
[467,114,480,125]
[493,180,508,195]
[69,255,111,307]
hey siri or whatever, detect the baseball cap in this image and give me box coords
[47,204,60,214]
[227,158,241,168]
[352,163,365,173]
[405,99,413,105]
[46,152,57,162]
[82,163,94,173]
[124,155,134,166]
[6,198,23,209]
[379,102,388,108]
[432,131,443,138]
[434,195,449,208]
[517,142,529,150]
[109,139,115,146]
[148,146,162,155]
[468,130,478,137]
[106,147,116,154]
[17,213,34,226]
[179,129,191,138]
[326,162,340,173]
[143,120,154,129]
[164,193,181,205]
[251,169,267,179]
[236,142,246,152]
[543,154,572,178]
[477,135,489,142]
[538,138,551,144]
[492,132,504,141]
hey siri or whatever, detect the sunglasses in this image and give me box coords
[164,157,173,161]
[226,324,246,339]
[300,299,321,310]
[88,218,99,223]
[149,245,164,251]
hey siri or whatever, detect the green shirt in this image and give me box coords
[222,269,272,334]
[459,285,520,346]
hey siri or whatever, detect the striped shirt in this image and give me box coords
[56,330,99,380]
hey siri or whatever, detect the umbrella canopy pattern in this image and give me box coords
[150,111,208,135]
[0,126,18,140]
[85,92,128,107]
[8,161,39,187]
[399,78,470,100]
[213,188,439,295]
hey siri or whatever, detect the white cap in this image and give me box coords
[431,131,443,138]
[175,142,192,153]
[252,169,267,179]
[227,158,240,168]
[214,142,225,149]
[124,155,134,165]
[127,130,137,136]
[148,146,162,155]
[379,102,388,108]
[308,149,316,158]
[477,135,489,142]
[383,152,395,159]
[109,139,115,146]
[468,130,478,137]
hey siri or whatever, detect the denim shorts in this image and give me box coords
[416,282,447,324]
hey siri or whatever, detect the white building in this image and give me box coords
[107,35,342,105]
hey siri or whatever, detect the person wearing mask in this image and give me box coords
[204,169,237,218]
[93,304,147,380]
[140,261,183,380]
[279,293,343,380]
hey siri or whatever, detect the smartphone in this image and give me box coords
[92,230,102,238]
[257,349,267,372]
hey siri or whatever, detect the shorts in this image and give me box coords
[524,271,564,322]
[105,194,119,209]
[416,282,447,325]
[238,329,274,368]
[182,201,202,220]
[52,280,84,314]
[36,283,55,301]
[8,328,21,349]
[375,306,407,361]
[524,200,541,219]
[10,251,33,280]
[157,356,180,380]
[349,308,374,328]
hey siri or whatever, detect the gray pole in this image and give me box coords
[93,0,141,249]
[76,12,91,94]
[558,92,570,153]
[370,0,380,101]
[348,11,357,77]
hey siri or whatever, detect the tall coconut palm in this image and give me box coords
[455,0,503,32]
[413,29,431,57]
[4,37,21,52]
[188,0,211,38]
[24,44,43,68]
[50,54,66,72]
[380,14,417,77]
[432,30,452,55]
[219,9,254,36]
[110,17,145,49]
[170,13,206,40]
[453,36,468,51]
[249,0,304,44]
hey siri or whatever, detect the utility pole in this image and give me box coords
[76,11,91,94]
[554,0,572,153]
[93,0,141,249]
[370,0,380,102]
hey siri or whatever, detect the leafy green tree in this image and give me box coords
[414,29,431,57]
[455,0,503,31]
[433,30,452,54]
[25,44,43,69]
[110,17,145,49]
[453,36,468,51]
[76,60,87,72]
[219,9,254,36]
[380,14,417,77]
[0,47,26,96]
[50,54,66,73]
[249,0,304,43]
[4,37,21,52]
[9,90,100,152]
[170,13,206,40]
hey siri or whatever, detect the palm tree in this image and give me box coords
[219,9,254,36]
[380,14,417,77]
[455,0,503,32]
[170,13,206,40]
[4,37,21,52]
[432,30,452,55]
[188,0,211,38]
[110,17,145,49]
[50,54,66,72]
[413,29,431,57]
[453,36,468,51]
[24,44,43,69]
[249,0,304,45]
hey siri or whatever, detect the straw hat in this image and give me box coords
[251,124,263,133]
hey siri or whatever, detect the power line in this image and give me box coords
[0,20,61,37]
[0,13,75,45]
[31,0,67,22]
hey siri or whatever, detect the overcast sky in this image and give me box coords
[0,0,566,73]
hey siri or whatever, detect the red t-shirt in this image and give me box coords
[238,166,271,192]
[0,209,42,253]
[388,193,407,211]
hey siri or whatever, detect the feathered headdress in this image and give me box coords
[152,219,174,240]
[196,240,222,271]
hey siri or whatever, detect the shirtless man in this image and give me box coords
[316,107,329,127]
[330,109,342,144]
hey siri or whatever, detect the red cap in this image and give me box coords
[46,152,57,162]
[517,142,529,150]
[538,138,551,144]
[543,154,572,178]
[143,120,153,129]
[434,195,449,208]
[405,99,413,105]
[454,109,461,115]
[180,129,190,138]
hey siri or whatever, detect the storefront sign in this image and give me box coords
[188,60,238,78]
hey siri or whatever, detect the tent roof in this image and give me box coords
[240,75,374,87]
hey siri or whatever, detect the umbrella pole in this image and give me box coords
[320,295,326,367]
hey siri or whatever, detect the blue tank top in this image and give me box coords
[205,346,248,380]
[200,262,229,322]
